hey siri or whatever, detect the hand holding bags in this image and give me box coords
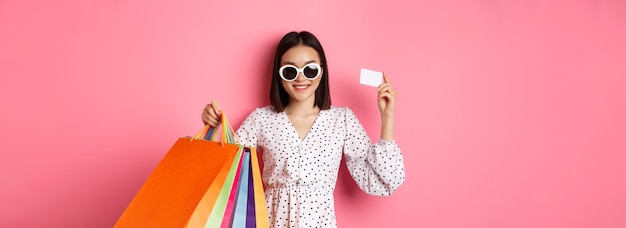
[115,113,269,228]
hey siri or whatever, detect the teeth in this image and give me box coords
[295,85,308,89]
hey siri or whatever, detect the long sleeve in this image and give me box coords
[342,107,406,196]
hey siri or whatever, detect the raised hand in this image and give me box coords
[377,73,396,119]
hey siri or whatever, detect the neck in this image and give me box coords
[285,97,318,115]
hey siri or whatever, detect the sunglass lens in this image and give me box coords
[303,65,319,79]
[281,67,297,80]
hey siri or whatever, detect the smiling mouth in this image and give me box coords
[294,85,309,89]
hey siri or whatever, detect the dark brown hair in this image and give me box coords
[269,31,331,112]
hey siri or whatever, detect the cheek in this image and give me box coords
[281,81,297,91]
[312,78,322,90]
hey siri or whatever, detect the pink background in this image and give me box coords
[1,0,625,227]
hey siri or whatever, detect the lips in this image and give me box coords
[293,85,309,90]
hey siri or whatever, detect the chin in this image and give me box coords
[288,91,315,102]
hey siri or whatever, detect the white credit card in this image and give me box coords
[360,68,383,87]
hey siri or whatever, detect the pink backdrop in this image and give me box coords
[1,0,625,227]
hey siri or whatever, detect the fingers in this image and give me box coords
[378,84,396,118]
[378,73,392,92]
[378,89,396,102]
[202,99,222,127]
[378,72,396,117]
[201,104,218,127]
[383,72,389,83]
[211,99,221,115]
[377,73,396,101]
[377,83,393,94]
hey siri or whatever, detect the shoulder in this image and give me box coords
[331,105,355,114]
[324,106,357,119]
[246,106,281,118]
[255,105,277,114]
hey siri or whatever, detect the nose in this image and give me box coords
[295,72,306,81]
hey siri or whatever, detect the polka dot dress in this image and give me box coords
[236,106,406,228]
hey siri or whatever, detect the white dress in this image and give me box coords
[236,106,406,228]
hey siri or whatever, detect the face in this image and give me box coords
[279,45,323,104]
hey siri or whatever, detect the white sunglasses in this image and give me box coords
[278,63,322,81]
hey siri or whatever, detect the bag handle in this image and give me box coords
[216,114,240,144]
[191,113,240,145]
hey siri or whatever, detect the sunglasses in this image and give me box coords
[278,63,322,81]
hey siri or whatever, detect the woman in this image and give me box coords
[202,31,405,227]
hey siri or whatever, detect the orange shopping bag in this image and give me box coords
[115,114,242,228]
[190,117,270,228]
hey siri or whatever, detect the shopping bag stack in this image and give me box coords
[115,114,269,228]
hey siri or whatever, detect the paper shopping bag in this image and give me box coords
[249,147,269,228]
[206,147,269,228]
[115,117,242,228]
[185,145,243,227]
[203,145,246,227]
[230,148,252,227]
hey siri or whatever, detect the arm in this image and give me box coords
[379,73,396,142]
[343,108,406,196]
